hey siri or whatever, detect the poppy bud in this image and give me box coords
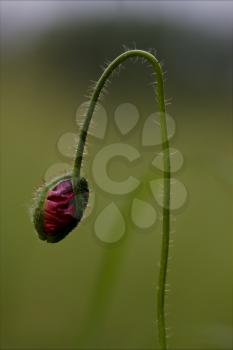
[32,175,89,243]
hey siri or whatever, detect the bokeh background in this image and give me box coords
[0,1,232,349]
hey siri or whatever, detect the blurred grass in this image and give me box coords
[0,18,232,350]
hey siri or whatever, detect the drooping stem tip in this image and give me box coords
[74,49,171,349]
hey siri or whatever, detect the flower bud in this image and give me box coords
[32,175,89,243]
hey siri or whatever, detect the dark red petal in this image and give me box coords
[43,179,77,235]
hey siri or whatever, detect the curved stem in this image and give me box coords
[74,49,170,350]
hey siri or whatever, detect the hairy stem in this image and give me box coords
[73,49,171,349]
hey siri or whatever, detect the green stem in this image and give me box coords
[74,49,171,350]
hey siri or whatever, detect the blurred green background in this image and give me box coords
[0,1,232,349]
